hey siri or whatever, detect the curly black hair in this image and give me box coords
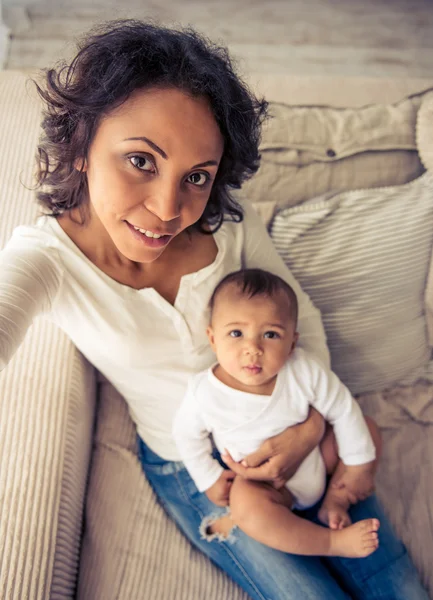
[34,19,268,232]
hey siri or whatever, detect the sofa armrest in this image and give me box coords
[0,318,96,600]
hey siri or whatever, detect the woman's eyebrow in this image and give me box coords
[123,136,219,169]
[193,160,219,169]
[124,136,168,159]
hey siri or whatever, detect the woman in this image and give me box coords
[0,20,427,599]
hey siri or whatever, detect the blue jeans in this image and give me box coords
[137,438,428,600]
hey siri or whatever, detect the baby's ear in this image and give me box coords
[206,326,216,350]
[290,331,299,354]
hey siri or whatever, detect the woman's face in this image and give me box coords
[82,86,224,263]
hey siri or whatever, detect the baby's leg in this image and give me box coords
[229,477,379,557]
[318,416,381,530]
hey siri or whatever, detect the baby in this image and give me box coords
[173,268,380,557]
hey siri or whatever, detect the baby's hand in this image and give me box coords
[205,470,235,507]
[332,462,376,503]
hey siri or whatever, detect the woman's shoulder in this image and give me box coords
[6,215,64,250]
[289,348,329,371]
[0,216,79,282]
[219,198,271,249]
[1,216,66,263]
[216,199,251,244]
[0,217,66,304]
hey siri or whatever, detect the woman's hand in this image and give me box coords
[222,407,325,489]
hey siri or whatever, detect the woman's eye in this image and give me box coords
[264,331,280,339]
[187,172,209,186]
[229,330,242,338]
[129,155,154,171]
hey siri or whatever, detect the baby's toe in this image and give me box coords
[361,518,380,532]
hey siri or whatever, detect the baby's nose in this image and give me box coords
[244,341,263,355]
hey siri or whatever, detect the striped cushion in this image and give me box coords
[270,172,433,394]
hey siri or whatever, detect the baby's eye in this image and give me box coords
[229,330,242,338]
[187,172,209,186]
[129,155,154,171]
[264,331,280,339]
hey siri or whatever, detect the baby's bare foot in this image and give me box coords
[330,518,380,557]
[318,489,351,530]
[319,502,351,530]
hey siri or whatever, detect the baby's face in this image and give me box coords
[207,285,298,393]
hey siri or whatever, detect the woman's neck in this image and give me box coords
[56,208,218,301]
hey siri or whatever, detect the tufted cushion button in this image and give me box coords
[326,148,336,157]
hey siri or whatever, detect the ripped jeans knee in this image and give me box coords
[199,508,237,543]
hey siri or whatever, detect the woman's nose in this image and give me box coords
[145,178,181,222]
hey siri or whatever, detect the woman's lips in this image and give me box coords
[125,221,173,248]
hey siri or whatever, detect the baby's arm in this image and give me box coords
[306,355,377,498]
[172,381,226,497]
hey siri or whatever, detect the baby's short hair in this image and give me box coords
[209,268,298,324]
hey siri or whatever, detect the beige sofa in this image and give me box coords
[1,69,433,600]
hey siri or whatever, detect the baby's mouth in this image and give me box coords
[243,365,262,374]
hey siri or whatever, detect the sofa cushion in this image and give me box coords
[270,172,433,395]
[0,70,97,599]
[416,91,433,175]
[357,382,433,597]
[247,73,433,108]
[416,92,433,353]
[239,94,427,227]
[77,381,248,600]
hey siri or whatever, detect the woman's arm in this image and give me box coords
[222,407,325,488]
[0,244,61,370]
[241,200,330,368]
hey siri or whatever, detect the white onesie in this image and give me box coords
[173,348,376,509]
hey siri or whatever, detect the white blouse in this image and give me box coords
[0,201,329,460]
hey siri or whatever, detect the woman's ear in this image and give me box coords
[74,158,87,172]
